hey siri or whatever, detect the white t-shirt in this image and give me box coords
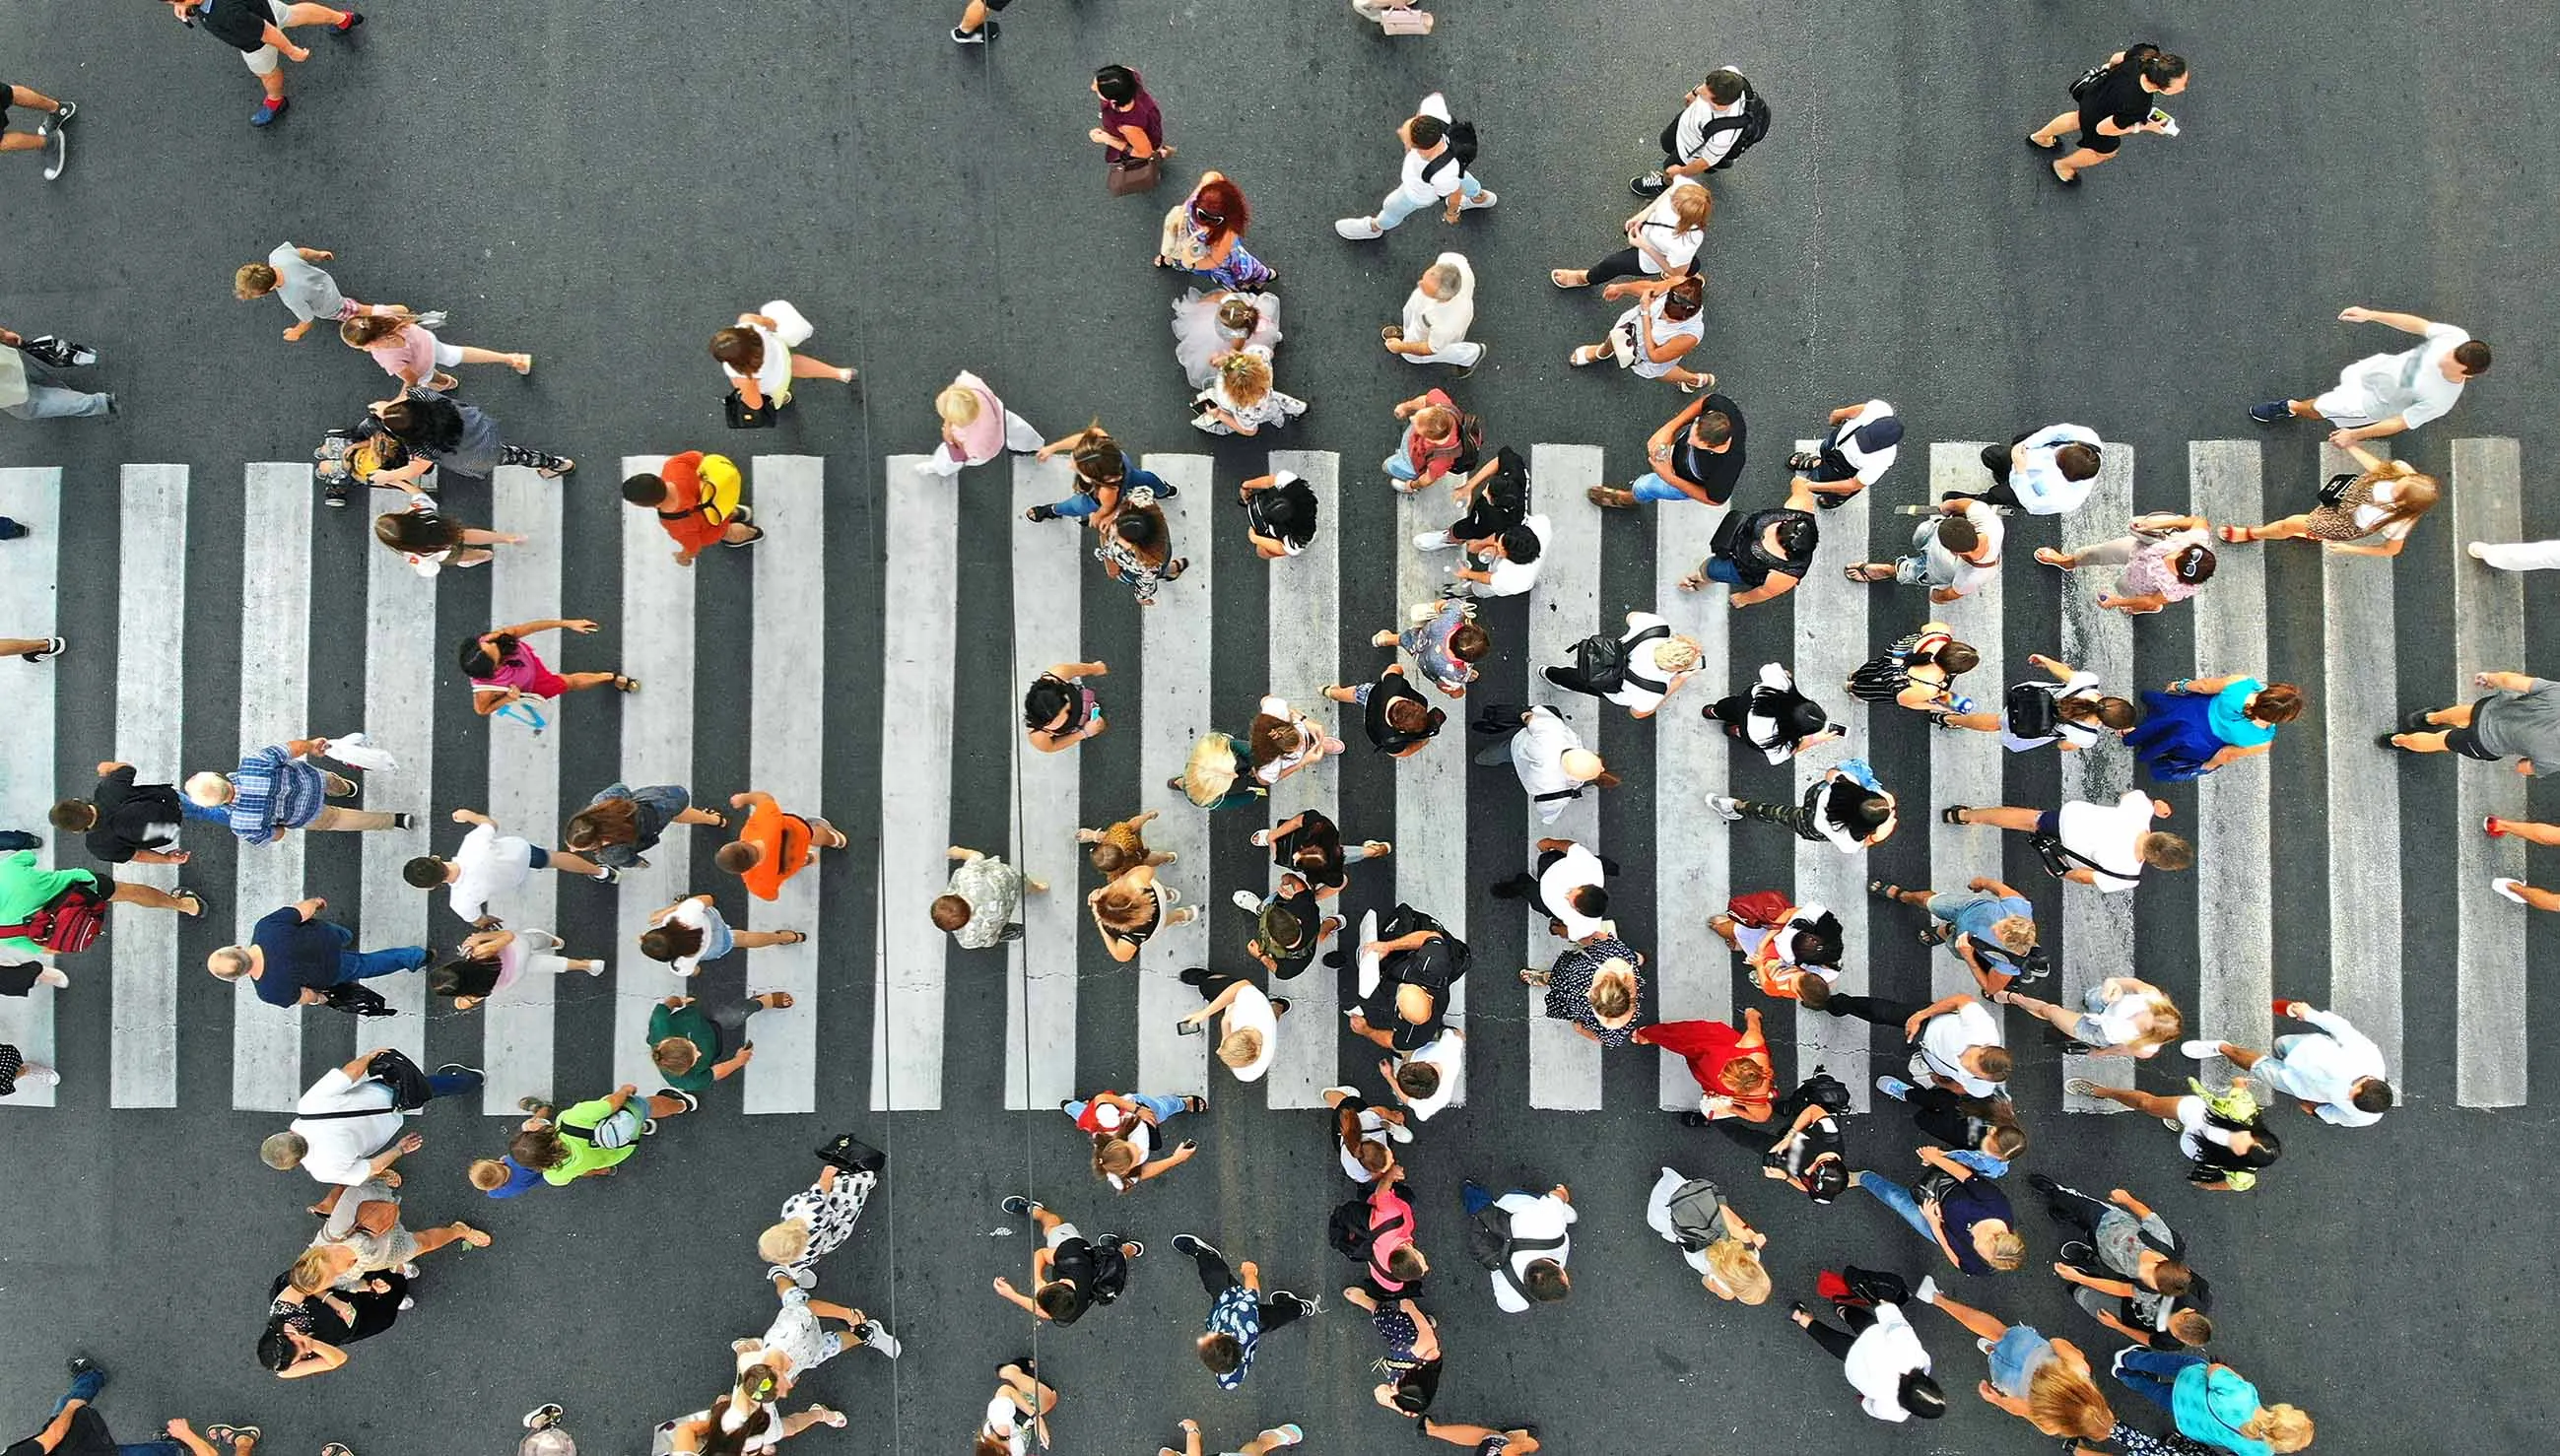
[2319,322,2471,430]
[1490,1191,1576,1313]
[1401,252,1475,350]
[447,822,535,923]
[288,1070,404,1186]
[2056,790,2155,893]
[1634,183,1709,275]
[1831,399,1900,485]
[1538,843,1609,942]
[1606,611,1685,714]
[1841,1302,1931,1422]
[1473,512,1551,598]
[1393,93,1463,206]
[2006,671,2107,752]
[1913,1001,2005,1097]
[979,1395,1032,1456]
[1396,1029,1464,1121]
[1620,298,1705,378]
[2086,990,2155,1047]
[1673,92,1749,168]
[1222,981,1279,1083]
[1918,500,2004,597]
[2010,424,2102,514]
[653,897,721,975]
[1509,706,1585,824]
[1252,695,1325,784]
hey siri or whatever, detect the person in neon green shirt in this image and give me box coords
[510,1083,697,1185]
[0,849,202,959]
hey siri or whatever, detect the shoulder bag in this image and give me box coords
[0,879,109,955]
[1107,155,1163,196]
[724,390,778,430]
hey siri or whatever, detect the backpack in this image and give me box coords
[1089,1239,1132,1303]
[1450,413,1487,474]
[1328,1194,1378,1257]
[2071,42,2158,100]
[1696,88,1771,169]
[1795,1068,1854,1116]
[0,879,108,955]
[2005,680,2060,741]
[1663,1178,1726,1251]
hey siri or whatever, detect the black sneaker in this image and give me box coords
[391,812,414,829]
[1000,1195,1041,1217]
[951,20,997,41]
[0,518,27,540]
[1153,483,1179,499]
[434,1061,484,1080]
[1629,170,1668,198]
[1170,1233,1218,1259]
[658,1088,700,1112]
[1275,1291,1321,1317]
[0,830,38,851]
[66,1353,101,1379]
[45,101,77,129]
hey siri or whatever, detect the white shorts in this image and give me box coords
[1044,1221,1084,1250]
[239,0,295,76]
[431,339,464,368]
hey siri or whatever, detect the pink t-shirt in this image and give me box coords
[475,639,555,692]
[946,372,1006,465]
[367,325,439,382]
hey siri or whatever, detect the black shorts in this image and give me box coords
[2446,696,2501,761]
[982,0,1015,11]
[2072,113,2124,155]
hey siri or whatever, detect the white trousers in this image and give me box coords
[921,410,1044,477]
[2473,539,2560,571]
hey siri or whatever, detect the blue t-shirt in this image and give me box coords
[250,907,345,1008]
[483,1157,544,1199]
[2208,679,2277,749]
[1949,893,2031,946]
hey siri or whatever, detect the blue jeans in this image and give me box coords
[1384,452,1420,483]
[428,1066,485,1098]
[1377,172,1485,231]
[1460,1178,1496,1217]
[2114,1349,2201,1416]
[1859,1150,2009,1239]
[1629,471,1695,503]
[1064,1092,1191,1125]
[1046,491,1102,519]
[328,920,429,983]
[1703,556,1742,584]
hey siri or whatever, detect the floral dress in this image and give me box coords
[1177,210,1275,291]
[1541,935,1644,1047]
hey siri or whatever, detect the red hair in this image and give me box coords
[1191,178,1250,240]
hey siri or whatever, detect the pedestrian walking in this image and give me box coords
[623,452,763,563]
[1845,498,2002,603]
[407,807,610,924]
[0,325,112,420]
[1382,388,1473,493]
[1521,934,1644,1048]
[209,896,426,1011]
[1373,597,1487,698]
[710,301,855,420]
[466,1100,553,1200]
[1190,349,1306,436]
[367,388,573,481]
[1788,398,1903,508]
[1707,662,1837,762]
[54,761,219,867]
[1450,514,1549,598]
[919,370,1043,477]
[1238,471,1319,559]
[2064,1077,2282,1193]
[646,990,786,1093]
[0,1041,61,1097]
[1566,274,1709,388]
[2125,675,2302,781]
[1999,978,2182,1059]
[1851,1145,2025,1275]
[1335,92,1495,239]
[1091,64,1168,187]
[1331,1172,1428,1298]
[1246,695,1345,786]
[2106,1354,2313,1454]
[1022,664,1110,754]
[1087,860,1192,962]
[640,893,805,977]
[1,82,75,180]
[1639,1014,1775,1123]
[1459,1179,1574,1312]
[1540,609,1701,717]
[1174,289,1282,388]
[1157,1420,1307,1456]
[372,493,523,577]
[2382,668,2560,769]
[1711,892,1841,1002]
[758,1134,887,1287]
[1323,663,1446,758]
[430,928,605,1011]
[340,314,529,392]
[974,1362,1055,1456]
[2027,1174,2214,1353]
[1410,443,1525,551]
[1826,989,2011,1097]
[511,1083,696,1185]
[1910,1282,2115,1440]
[733,1279,900,1396]
[1643,1167,1771,1304]
[290,1184,491,1292]
[1235,876,1337,978]
[1345,1286,1443,1418]
[0,847,200,961]
[1472,704,1615,824]
[459,621,633,718]
[991,1194,1139,1323]
[1879,1078,2030,1165]
[1078,809,1170,874]
[1942,793,2191,893]
[1343,904,1468,1054]
[1550,180,1710,288]
[1324,1085,1411,1186]
[1949,424,2102,513]
[260,1048,483,1185]
[1083,1089,1204,1193]
[165,0,365,127]
[264,1264,406,1376]
[1175,967,1287,1084]
[2036,515,2217,616]
[1632,67,1768,195]
[2029,43,2188,186]
[563,781,721,871]
[1249,809,1387,901]
[2252,305,2487,444]
[1489,835,1611,942]
[1157,172,1277,291]
[1027,423,1179,527]
[1676,478,1820,606]
[2216,443,2437,555]
[1589,390,1746,508]
[1929,652,2136,754]
[1383,253,1481,371]
[1171,1232,1319,1387]
[1705,758,1900,853]
[1098,501,1188,605]
[11,1357,249,1456]
[718,790,846,899]
[1871,877,2045,996]
[2185,999,2393,1126]
[1789,1268,1946,1423]
[236,242,401,342]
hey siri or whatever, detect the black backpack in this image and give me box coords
[1795,1068,1853,1115]
[2005,681,2060,741]
[1698,88,1771,168]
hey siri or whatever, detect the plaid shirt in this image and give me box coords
[1205,1282,1260,1390]
[227,745,327,844]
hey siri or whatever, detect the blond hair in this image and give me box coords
[757,1220,811,1266]
[1986,1230,2028,1271]
[468,1159,512,1192]
[652,1036,703,1076]
[1217,1028,1265,1070]
[1215,351,1272,407]
[235,262,280,299]
[289,1248,339,1295]
[935,385,983,427]
[1706,1240,1769,1305]
[2248,1405,2314,1453]
[2025,1363,2114,1440]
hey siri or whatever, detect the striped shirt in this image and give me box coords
[228,745,328,844]
[1205,1281,1260,1390]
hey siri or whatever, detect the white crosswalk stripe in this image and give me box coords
[1393,464,1468,1061]
[1,438,2535,1116]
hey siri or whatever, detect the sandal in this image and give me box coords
[2033,547,2072,567]
[171,889,206,917]
[722,525,766,548]
[208,1426,260,1446]
[322,1445,356,1456]
[1568,345,1607,367]
[510,354,534,375]
[1940,806,1972,826]
[775,930,809,945]
[1549,269,1586,289]
[1867,881,1904,900]
[1381,325,1403,345]
[537,458,575,479]
[2216,524,2257,543]
[762,990,797,1010]
[1786,451,1824,473]
[1516,967,1549,986]
[1843,563,1890,582]
[700,811,727,827]
[611,674,641,693]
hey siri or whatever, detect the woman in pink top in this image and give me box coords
[924,370,1044,478]
[341,313,531,390]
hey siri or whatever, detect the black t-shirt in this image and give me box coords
[199,0,276,52]
[10,1408,118,1456]
[2081,46,2157,133]
[1713,508,1814,587]
[1667,393,1748,505]
[1273,812,1344,888]
[1364,673,1443,753]
[1247,476,1319,550]
[1045,1236,1099,1325]
[89,765,185,864]
[1448,446,1528,541]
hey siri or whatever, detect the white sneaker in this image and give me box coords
[1460,189,1498,211]
[1334,216,1385,239]
[856,1321,901,1358]
[1382,1118,1413,1144]
[2179,1039,2220,1060]
[584,960,607,976]
[1412,529,1456,551]
[1915,1274,1939,1305]
[1231,890,1266,913]
[2492,877,2529,904]
[1706,794,1742,823]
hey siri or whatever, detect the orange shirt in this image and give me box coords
[654,451,726,555]
[739,799,812,900]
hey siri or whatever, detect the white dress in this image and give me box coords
[729,298,815,405]
[1191,346,1308,435]
[1171,289,1281,388]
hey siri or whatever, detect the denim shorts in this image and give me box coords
[1987,1323,2054,1396]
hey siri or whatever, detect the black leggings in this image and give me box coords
[1179,966,1250,1008]
[1583,247,1655,287]
[2038,1177,2114,1240]
[1822,992,1930,1027]
[1800,1300,1876,1360]
[500,443,573,473]
[1184,1243,1304,1331]
[1906,1085,1986,1150]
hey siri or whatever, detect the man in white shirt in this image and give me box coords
[1462,1179,1574,1312]
[1850,499,2002,604]
[258,1049,484,1185]
[2254,305,2490,446]
[1473,705,1611,826]
[1943,793,2192,893]
[1451,514,1550,599]
[1793,1289,1945,1423]
[1819,991,2010,1098]
[1952,423,2101,515]
[1790,398,1902,508]
[1381,1026,1464,1122]
[1383,252,1481,371]
[2185,1001,2393,1127]
[1336,93,1495,239]
[1632,68,1759,197]
[1491,836,1612,942]
[404,807,613,925]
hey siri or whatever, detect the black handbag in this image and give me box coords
[321,982,396,1018]
[724,390,778,430]
[2317,471,2357,507]
[814,1132,888,1174]
[366,1048,435,1110]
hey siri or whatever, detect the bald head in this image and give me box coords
[184,772,233,807]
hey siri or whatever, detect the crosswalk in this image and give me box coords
[0,437,2533,1115]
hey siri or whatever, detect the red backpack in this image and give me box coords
[1,880,108,955]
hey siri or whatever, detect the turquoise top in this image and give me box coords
[2173,1360,2271,1456]
[2207,678,2277,748]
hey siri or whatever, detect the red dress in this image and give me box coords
[1646,1019,1774,1106]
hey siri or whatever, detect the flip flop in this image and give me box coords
[611,674,642,693]
[721,525,766,547]
[775,930,809,945]
[1940,806,1972,825]
[763,990,797,1010]
[2033,547,2072,566]
[171,889,206,917]
[510,355,534,375]
[2216,524,2256,543]
[537,458,575,479]
[208,1426,260,1446]
[1549,269,1584,289]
